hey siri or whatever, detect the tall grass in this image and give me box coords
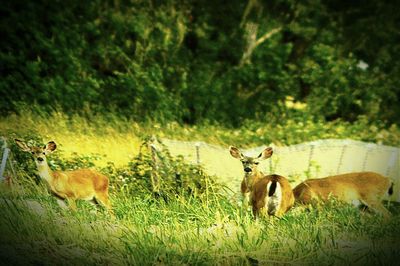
[1,112,400,265]
[1,183,400,265]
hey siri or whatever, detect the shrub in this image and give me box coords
[103,137,219,200]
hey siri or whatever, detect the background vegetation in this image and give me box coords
[1,0,399,126]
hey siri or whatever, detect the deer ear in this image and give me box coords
[14,139,31,152]
[229,146,243,159]
[257,147,273,160]
[44,141,57,153]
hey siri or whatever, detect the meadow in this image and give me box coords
[1,113,400,265]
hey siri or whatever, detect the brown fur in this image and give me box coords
[251,174,294,217]
[293,171,392,217]
[241,179,250,194]
[15,139,112,212]
[230,146,294,217]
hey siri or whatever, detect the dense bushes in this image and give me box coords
[1,0,399,126]
[100,137,219,198]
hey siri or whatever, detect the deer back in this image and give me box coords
[293,172,392,204]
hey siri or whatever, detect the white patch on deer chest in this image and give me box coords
[265,182,282,216]
[37,165,52,183]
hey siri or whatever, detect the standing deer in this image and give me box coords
[293,172,394,218]
[15,139,112,212]
[229,146,294,217]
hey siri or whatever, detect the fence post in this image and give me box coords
[149,143,160,196]
[0,137,10,181]
[362,144,373,171]
[386,149,399,177]
[0,148,9,181]
[336,145,347,174]
[269,156,272,173]
[307,144,315,175]
[195,143,201,165]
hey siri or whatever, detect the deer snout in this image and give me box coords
[244,167,252,173]
[37,157,44,162]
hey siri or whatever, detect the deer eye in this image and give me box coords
[254,162,259,165]
[42,152,46,155]
[31,152,35,154]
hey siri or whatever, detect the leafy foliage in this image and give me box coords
[103,138,218,199]
[9,132,44,180]
[1,0,399,126]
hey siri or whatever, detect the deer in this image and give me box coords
[229,146,294,218]
[15,139,112,213]
[293,172,394,218]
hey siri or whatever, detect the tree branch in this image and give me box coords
[255,27,282,47]
[239,26,282,67]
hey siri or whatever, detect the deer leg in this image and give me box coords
[56,198,68,209]
[67,198,77,211]
[94,192,113,215]
[361,196,391,218]
[242,192,250,210]
[252,205,259,220]
[367,202,391,218]
[85,198,99,214]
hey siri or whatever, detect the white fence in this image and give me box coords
[161,138,400,201]
[2,137,399,201]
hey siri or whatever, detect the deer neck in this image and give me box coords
[36,162,54,184]
[245,169,263,190]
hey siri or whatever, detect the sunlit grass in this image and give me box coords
[1,184,399,265]
[0,111,142,167]
[2,110,400,154]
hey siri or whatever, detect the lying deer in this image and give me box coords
[230,146,294,217]
[15,139,112,212]
[293,172,394,218]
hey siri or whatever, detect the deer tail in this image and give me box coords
[388,182,394,196]
[268,180,277,197]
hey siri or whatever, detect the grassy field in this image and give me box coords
[1,184,400,265]
[1,113,400,265]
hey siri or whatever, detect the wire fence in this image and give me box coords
[2,137,399,201]
[161,138,400,201]
[0,138,14,186]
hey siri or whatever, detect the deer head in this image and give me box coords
[230,146,273,176]
[15,139,57,167]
